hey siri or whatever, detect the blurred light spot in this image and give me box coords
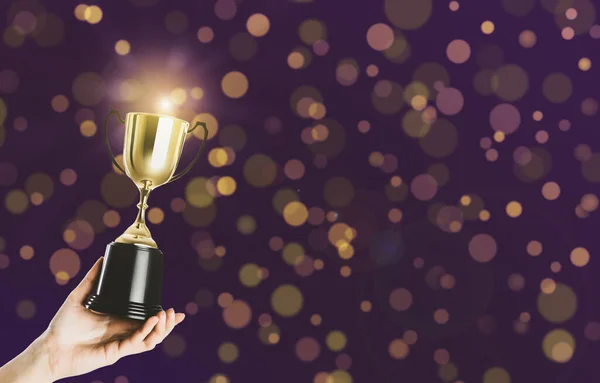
[481,20,495,34]
[389,288,412,311]
[16,299,36,319]
[162,333,186,357]
[506,201,522,217]
[446,39,471,64]
[103,210,121,228]
[490,103,521,134]
[296,337,320,362]
[239,263,262,287]
[483,367,510,383]
[215,0,237,20]
[298,19,327,45]
[538,283,577,323]
[469,233,497,263]
[570,247,590,267]
[543,73,572,103]
[221,71,249,99]
[247,13,270,37]
[49,248,81,280]
[389,339,409,359]
[218,342,239,363]
[283,201,309,226]
[80,120,97,137]
[244,154,277,187]
[237,215,256,235]
[5,189,29,214]
[114,40,130,55]
[170,87,187,105]
[64,220,95,250]
[52,95,69,113]
[229,32,257,62]
[223,300,252,329]
[84,6,103,24]
[271,284,303,317]
[326,330,347,351]
[19,245,34,260]
[384,0,432,30]
[543,329,575,363]
[367,23,394,51]
[148,207,164,224]
[197,27,214,43]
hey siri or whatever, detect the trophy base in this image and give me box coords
[83,242,164,321]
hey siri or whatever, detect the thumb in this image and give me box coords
[69,256,104,303]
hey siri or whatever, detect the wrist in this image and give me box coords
[0,331,57,383]
[27,332,58,383]
[35,330,65,382]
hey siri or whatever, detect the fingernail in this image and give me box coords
[168,308,175,315]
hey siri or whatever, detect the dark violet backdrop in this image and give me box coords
[1,0,600,382]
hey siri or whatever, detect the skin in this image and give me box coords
[0,257,185,382]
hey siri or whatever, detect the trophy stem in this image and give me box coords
[114,180,158,248]
[134,181,151,229]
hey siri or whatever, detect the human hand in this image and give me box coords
[41,256,185,381]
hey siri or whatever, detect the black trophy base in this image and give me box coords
[83,242,164,321]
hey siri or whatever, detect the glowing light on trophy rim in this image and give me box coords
[158,97,172,112]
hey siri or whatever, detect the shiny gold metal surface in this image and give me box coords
[104,110,208,248]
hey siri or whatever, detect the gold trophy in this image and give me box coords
[84,110,208,321]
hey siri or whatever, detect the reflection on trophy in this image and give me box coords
[83,110,208,321]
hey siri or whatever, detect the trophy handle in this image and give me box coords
[167,121,209,184]
[104,110,127,174]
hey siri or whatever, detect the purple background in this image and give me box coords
[1,0,600,382]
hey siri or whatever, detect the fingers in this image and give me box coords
[130,316,159,344]
[116,308,185,359]
[165,309,176,336]
[69,257,104,303]
[143,308,185,349]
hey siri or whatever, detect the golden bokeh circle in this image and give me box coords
[5,189,29,214]
[19,245,34,260]
[505,201,522,218]
[384,0,432,30]
[239,263,262,287]
[84,5,102,24]
[326,330,347,352]
[570,247,590,267]
[218,342,239,363]
[246,13,270,37]
[217,176,237,196]
[185,177,214,208]
[283,201,309,226]
[148,207,164,225]
[221,71,249,99]
[222,300,252,329]
[542,329,575,363]
[115,40,131,55]
[482,367,510,383]
[244,154,277,188]
[271,284,303,317]
[537,283,577,323]
[298,19,327,45]
[237,215,256,235]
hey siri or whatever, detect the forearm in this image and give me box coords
[0,332,55,383]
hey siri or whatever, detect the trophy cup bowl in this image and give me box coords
[83,110,208,321]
